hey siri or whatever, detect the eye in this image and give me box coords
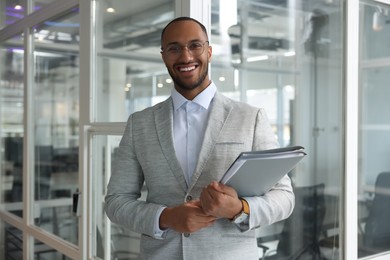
[188,42,203,50]
[166,45,181,53]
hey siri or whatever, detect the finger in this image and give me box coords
[200,190,213,211]
[196,214,217,223]
[215,182,238,197]
[201,186,217,204]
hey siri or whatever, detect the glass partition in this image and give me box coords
[0,221,68,260]
[0,35,24,218]
[90,134,144,260]
[33,9,80,245]
[33,1,63,11]
[210,0,343,259]
[358,1,390,258]
[2,221,69,260]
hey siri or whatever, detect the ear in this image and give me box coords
[207,45,212,62]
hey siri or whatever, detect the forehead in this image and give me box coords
[162,20,207,44]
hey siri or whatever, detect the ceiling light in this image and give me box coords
[14,4,22,10]
[247,55,269,63]
[106,0,115,13]
[372,11,383,31]
[284,51,296,57]
[107,7,115,13]
[284,85,294,92]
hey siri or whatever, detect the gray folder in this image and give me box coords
[220,146,306,197]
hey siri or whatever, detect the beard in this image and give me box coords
[168,65,209,91]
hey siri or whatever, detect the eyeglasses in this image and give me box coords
[161,41,209,58]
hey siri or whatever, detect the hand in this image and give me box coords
[200,181,242,219]
[159,199,216,233]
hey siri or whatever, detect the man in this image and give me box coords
[105,16,294,260]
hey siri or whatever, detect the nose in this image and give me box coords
[179,46,193,60]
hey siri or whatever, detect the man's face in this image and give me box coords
[161,20,212,99]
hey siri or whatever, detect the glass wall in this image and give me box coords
[32,9,80,245]
[1,0,390,259]
[0,35,24,218]
[1,3,80,257]
[90,134,145,259]
[210,1,343,259]
[2,221,69,260]
[358,0,390,258]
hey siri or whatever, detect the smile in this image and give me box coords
[178,65,197,72]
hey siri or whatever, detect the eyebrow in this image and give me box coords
[165,39,204,46]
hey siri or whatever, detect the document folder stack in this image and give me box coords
[220,146,306,197]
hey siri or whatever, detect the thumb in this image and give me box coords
[214,181,237,197]
[211,181,226,192]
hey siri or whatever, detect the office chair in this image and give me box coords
[258,183,326,260]
[362,172,390,254]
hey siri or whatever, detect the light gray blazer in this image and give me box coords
[105,92,294,260]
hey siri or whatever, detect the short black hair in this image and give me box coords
[160,16,208,49]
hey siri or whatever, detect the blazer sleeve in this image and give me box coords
[237,108,295,231]
[104,115,163,238]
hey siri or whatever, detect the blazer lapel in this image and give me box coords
[188,93,232,189]
[154,98,188,192]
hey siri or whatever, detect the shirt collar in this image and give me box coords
[171,81,217,111]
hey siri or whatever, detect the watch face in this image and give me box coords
[233,212,248,224]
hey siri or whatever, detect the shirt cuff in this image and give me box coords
[153,206,168,239]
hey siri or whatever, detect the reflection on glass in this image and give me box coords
[0,36,24,217]
[95,0,174,122]
[358,3,390,257]
[210,1,343,259]
[361,1,390,60]
[0,1,25,29]
[33,1,64,11]
[91,134,143,259]
[2,221,70,259]
[33,9,80,246]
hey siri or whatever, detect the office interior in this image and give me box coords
[0,0,389,259]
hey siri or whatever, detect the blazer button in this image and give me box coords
[184,233,190,237]
[186,195,192,202]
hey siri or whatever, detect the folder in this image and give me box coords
[220,146,306,197]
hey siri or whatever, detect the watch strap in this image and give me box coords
[232,199,250,224]
[241,199,250,214]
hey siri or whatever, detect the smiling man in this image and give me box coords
[105,17,295,260]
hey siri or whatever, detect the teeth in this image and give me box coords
[179,66,195,72]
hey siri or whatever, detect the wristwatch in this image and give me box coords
[232,199,250,224]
